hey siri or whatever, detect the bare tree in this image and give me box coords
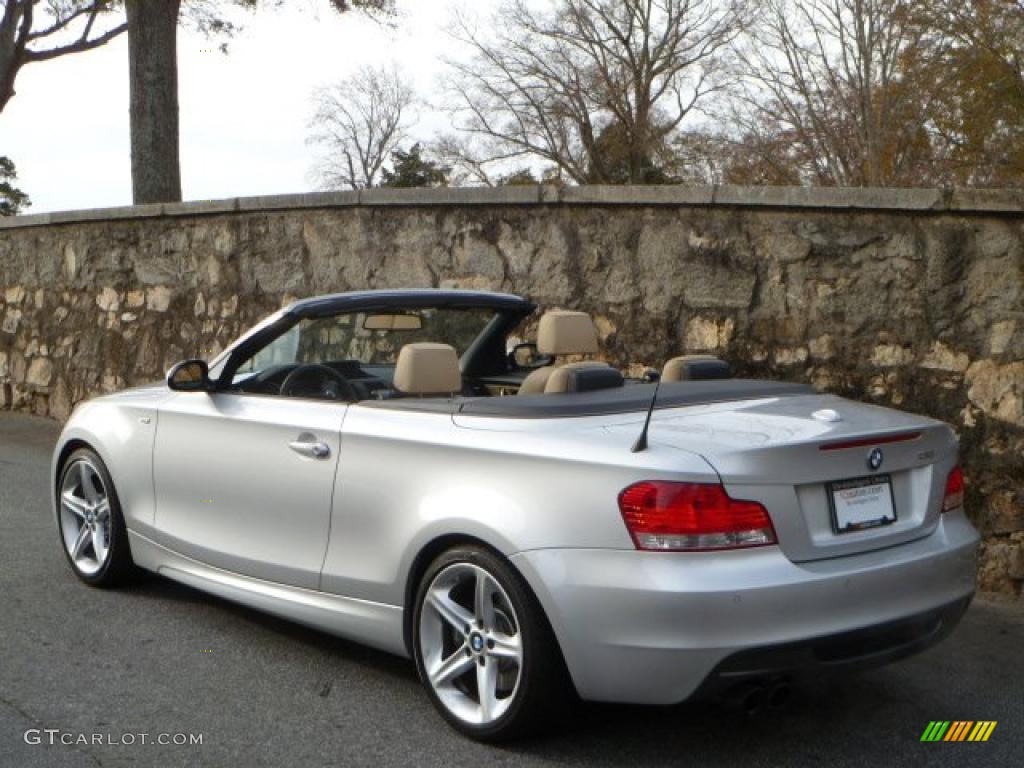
[308,64,415,190]
[444,0,746,185]
[430,134,496,187]
[735,0,937,187]
[429,133,542,187]
[0,1,127,114]
[124,0,393,204]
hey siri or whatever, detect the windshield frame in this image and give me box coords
[208,291,535,393]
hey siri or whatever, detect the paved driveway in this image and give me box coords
[0,411,1020,767]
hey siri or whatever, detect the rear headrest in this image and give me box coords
[662,355,731,382]
[537,310,599,356]
[544,361,623,394]
[393,343,461,396]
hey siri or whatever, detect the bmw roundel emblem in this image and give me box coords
[867,448,884,471]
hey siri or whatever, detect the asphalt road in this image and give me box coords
[1,411,1021,768]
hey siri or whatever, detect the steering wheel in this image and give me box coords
[280,364,358,401]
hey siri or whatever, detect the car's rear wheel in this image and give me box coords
[57,448,136,587]
[412,545,568,741]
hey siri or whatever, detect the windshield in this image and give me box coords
[234,307,498,379]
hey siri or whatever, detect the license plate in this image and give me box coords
[828,474,896,534]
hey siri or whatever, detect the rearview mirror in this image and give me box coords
[167,359,212,392]
[363,313,423,331]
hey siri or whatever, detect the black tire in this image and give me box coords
[56,447,138,588]
[412,545,571,742]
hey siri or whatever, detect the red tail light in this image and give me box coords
[942,466,964,513]
[618,481,777,551]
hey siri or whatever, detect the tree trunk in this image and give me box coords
[0,1,32,114]
[126,0,182,204]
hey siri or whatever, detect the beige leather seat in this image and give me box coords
[661,354,729,382]
[393,343,462,396]
[518,310,611,395]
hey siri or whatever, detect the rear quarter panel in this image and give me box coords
[320,404,719,604]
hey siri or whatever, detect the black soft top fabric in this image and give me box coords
[362,379,815,418]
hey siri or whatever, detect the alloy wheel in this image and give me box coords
[59,459,113,576]
[418,562,524,726]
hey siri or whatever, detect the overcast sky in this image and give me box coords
[0,0,490,214]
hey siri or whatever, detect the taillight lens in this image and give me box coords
[942,466,964,513]
[618,481,777,551]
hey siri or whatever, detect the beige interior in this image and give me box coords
[392,342,462,396]
[543,361,610,394]
[661,354,720,383]
[363,313,423,331]
[537,311,599,356]
[518,365,555,395]
[519,311,609,396]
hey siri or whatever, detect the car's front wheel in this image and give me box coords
[412,546,568,741]
[57,448,136,587]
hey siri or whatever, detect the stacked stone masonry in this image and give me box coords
[1,185,1021,594]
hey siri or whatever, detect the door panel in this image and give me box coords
[153,392,346,589]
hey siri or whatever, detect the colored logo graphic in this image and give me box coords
[920,721,997,742]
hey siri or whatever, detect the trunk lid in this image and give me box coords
[628,393,958,562]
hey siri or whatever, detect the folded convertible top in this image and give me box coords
[457,379,815,418]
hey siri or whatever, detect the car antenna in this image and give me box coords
[632,374,662,453]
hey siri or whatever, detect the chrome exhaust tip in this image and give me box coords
[722,681,768,715]
[741,686,766,715]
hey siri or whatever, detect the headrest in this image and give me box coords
[537,310,599,356]
[393,343,461,396]
[544,361,623,394]
[662,355,731,382]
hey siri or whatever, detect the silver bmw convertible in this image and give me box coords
[52,289,978,740]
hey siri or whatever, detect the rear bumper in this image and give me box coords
[692,595,971,700]
[510,511,978,705]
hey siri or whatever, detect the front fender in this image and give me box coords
[52,398,160,535]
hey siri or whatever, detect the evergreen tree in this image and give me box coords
[0,156,30,216]
[380,144,450,188]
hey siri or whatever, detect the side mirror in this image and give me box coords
[508,342,554,370]
[167,359,213,392]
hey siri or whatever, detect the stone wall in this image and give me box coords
[1,185,1022,594]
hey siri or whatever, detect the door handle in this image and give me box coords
[288,435,331,459]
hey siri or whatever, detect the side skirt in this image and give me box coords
[128,530,409,658]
